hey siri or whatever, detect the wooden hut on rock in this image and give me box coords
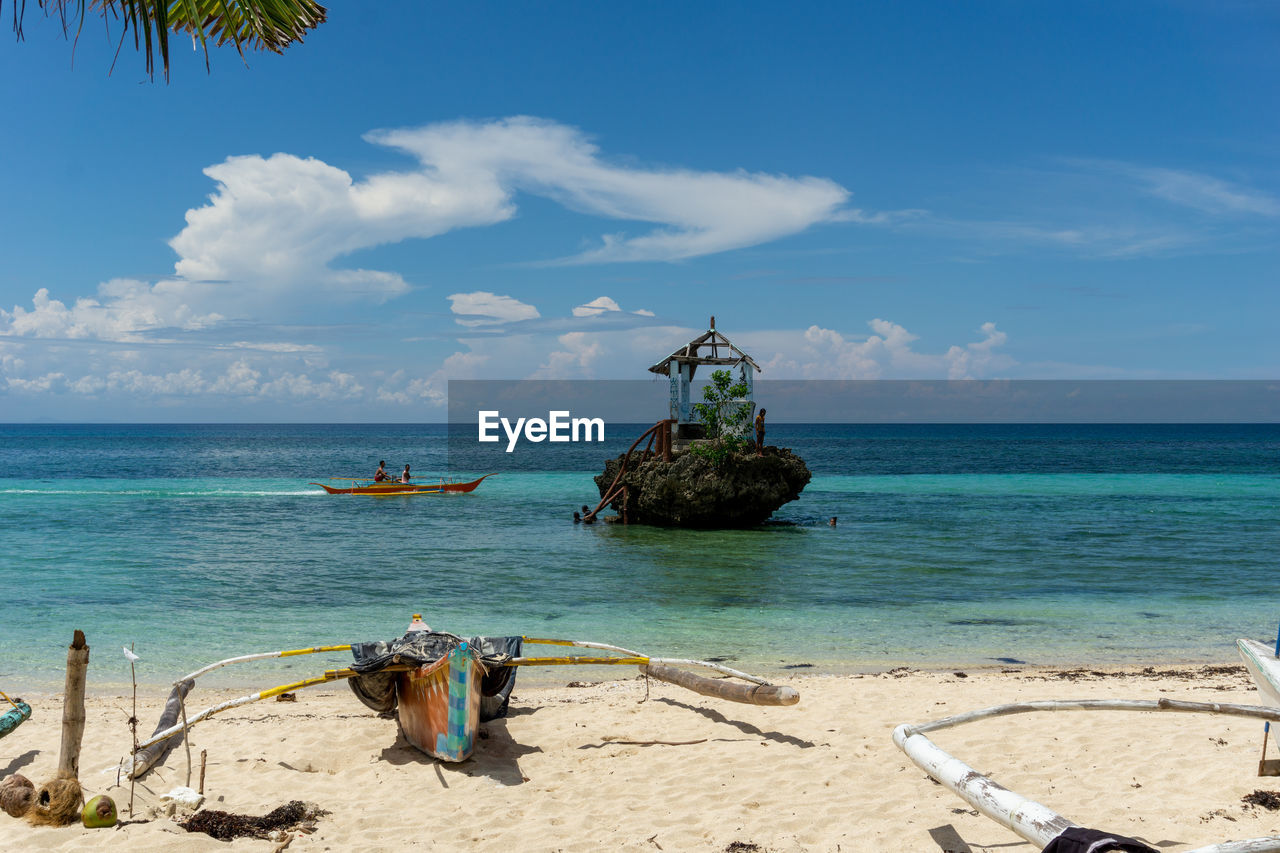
[648,317,760,446]
[586,318,808,526]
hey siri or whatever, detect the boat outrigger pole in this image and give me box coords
[176,644,354,684]
[136,663,410,753]
[512,638,800,706]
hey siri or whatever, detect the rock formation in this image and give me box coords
[593,446,810,528]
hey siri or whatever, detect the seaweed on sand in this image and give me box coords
[180,800,328,840]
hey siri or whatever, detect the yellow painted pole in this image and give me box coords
[504,656,650,667]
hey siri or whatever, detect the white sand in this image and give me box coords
[4,665,1280,851]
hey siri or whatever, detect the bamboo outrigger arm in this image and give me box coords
[129,642,356,756]
[174,644,353,685]
[136,665,409,752]
[893,698,1280,853]
[511,637,800,706]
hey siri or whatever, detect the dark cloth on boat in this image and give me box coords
[1042,827,1158,853]
[347,631,522,722]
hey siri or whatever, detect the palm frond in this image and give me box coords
[4,0,327,80]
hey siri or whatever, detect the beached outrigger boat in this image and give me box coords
[309,473,495,496]
[1239,637,1280,707]
[884,636,1280,851]
[1238,636,1280,777]
[893,697,1280,852]
[126,619,798,772]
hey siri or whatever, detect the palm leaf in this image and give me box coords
[5,0,327,79]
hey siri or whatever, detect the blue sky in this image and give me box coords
[1,1,1276,421]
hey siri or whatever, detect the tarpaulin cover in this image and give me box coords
[347,632,522,722]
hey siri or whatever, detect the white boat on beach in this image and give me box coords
[893,697,1280,853]
[1238,638,1280,708]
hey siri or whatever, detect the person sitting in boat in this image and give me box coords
[400,464,412,484]
[373,461,388,482]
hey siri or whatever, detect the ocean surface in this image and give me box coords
[1,423,1278,692]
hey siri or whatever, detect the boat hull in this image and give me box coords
[311,482,443,496]
[395,643,484,762]
[1238,638,1280,707]
[310,474,494,496]
[439,473,494,493]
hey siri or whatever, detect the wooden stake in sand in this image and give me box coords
[125,644,139,817]
[57,630,90,780]
[28,630,90,826]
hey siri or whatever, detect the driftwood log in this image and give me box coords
[127,679,195,779]
[642,663,799,706]
[57,630,89,780]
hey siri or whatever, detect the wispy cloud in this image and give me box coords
[905,159,1279,259]
[2,358,365,403]
[1076,159,1280,217]
[912,216,1207,258]
[371,117,855,264]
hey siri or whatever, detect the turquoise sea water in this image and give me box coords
[1,423,1277,691]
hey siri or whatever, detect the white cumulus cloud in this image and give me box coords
[170,150,511,300]
[448,292,541,326]
[944,322,1010,379]
[1,282,222,342]
[530,332,606,378]
[571,295,655,318]
[751,320,1012,379]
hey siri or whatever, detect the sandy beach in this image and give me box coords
[5,663,1280,852]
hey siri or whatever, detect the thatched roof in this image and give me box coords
[648,323,760,377]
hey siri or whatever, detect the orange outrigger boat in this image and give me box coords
[309,474,495,496]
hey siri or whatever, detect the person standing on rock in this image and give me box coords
[754,407,767,456]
